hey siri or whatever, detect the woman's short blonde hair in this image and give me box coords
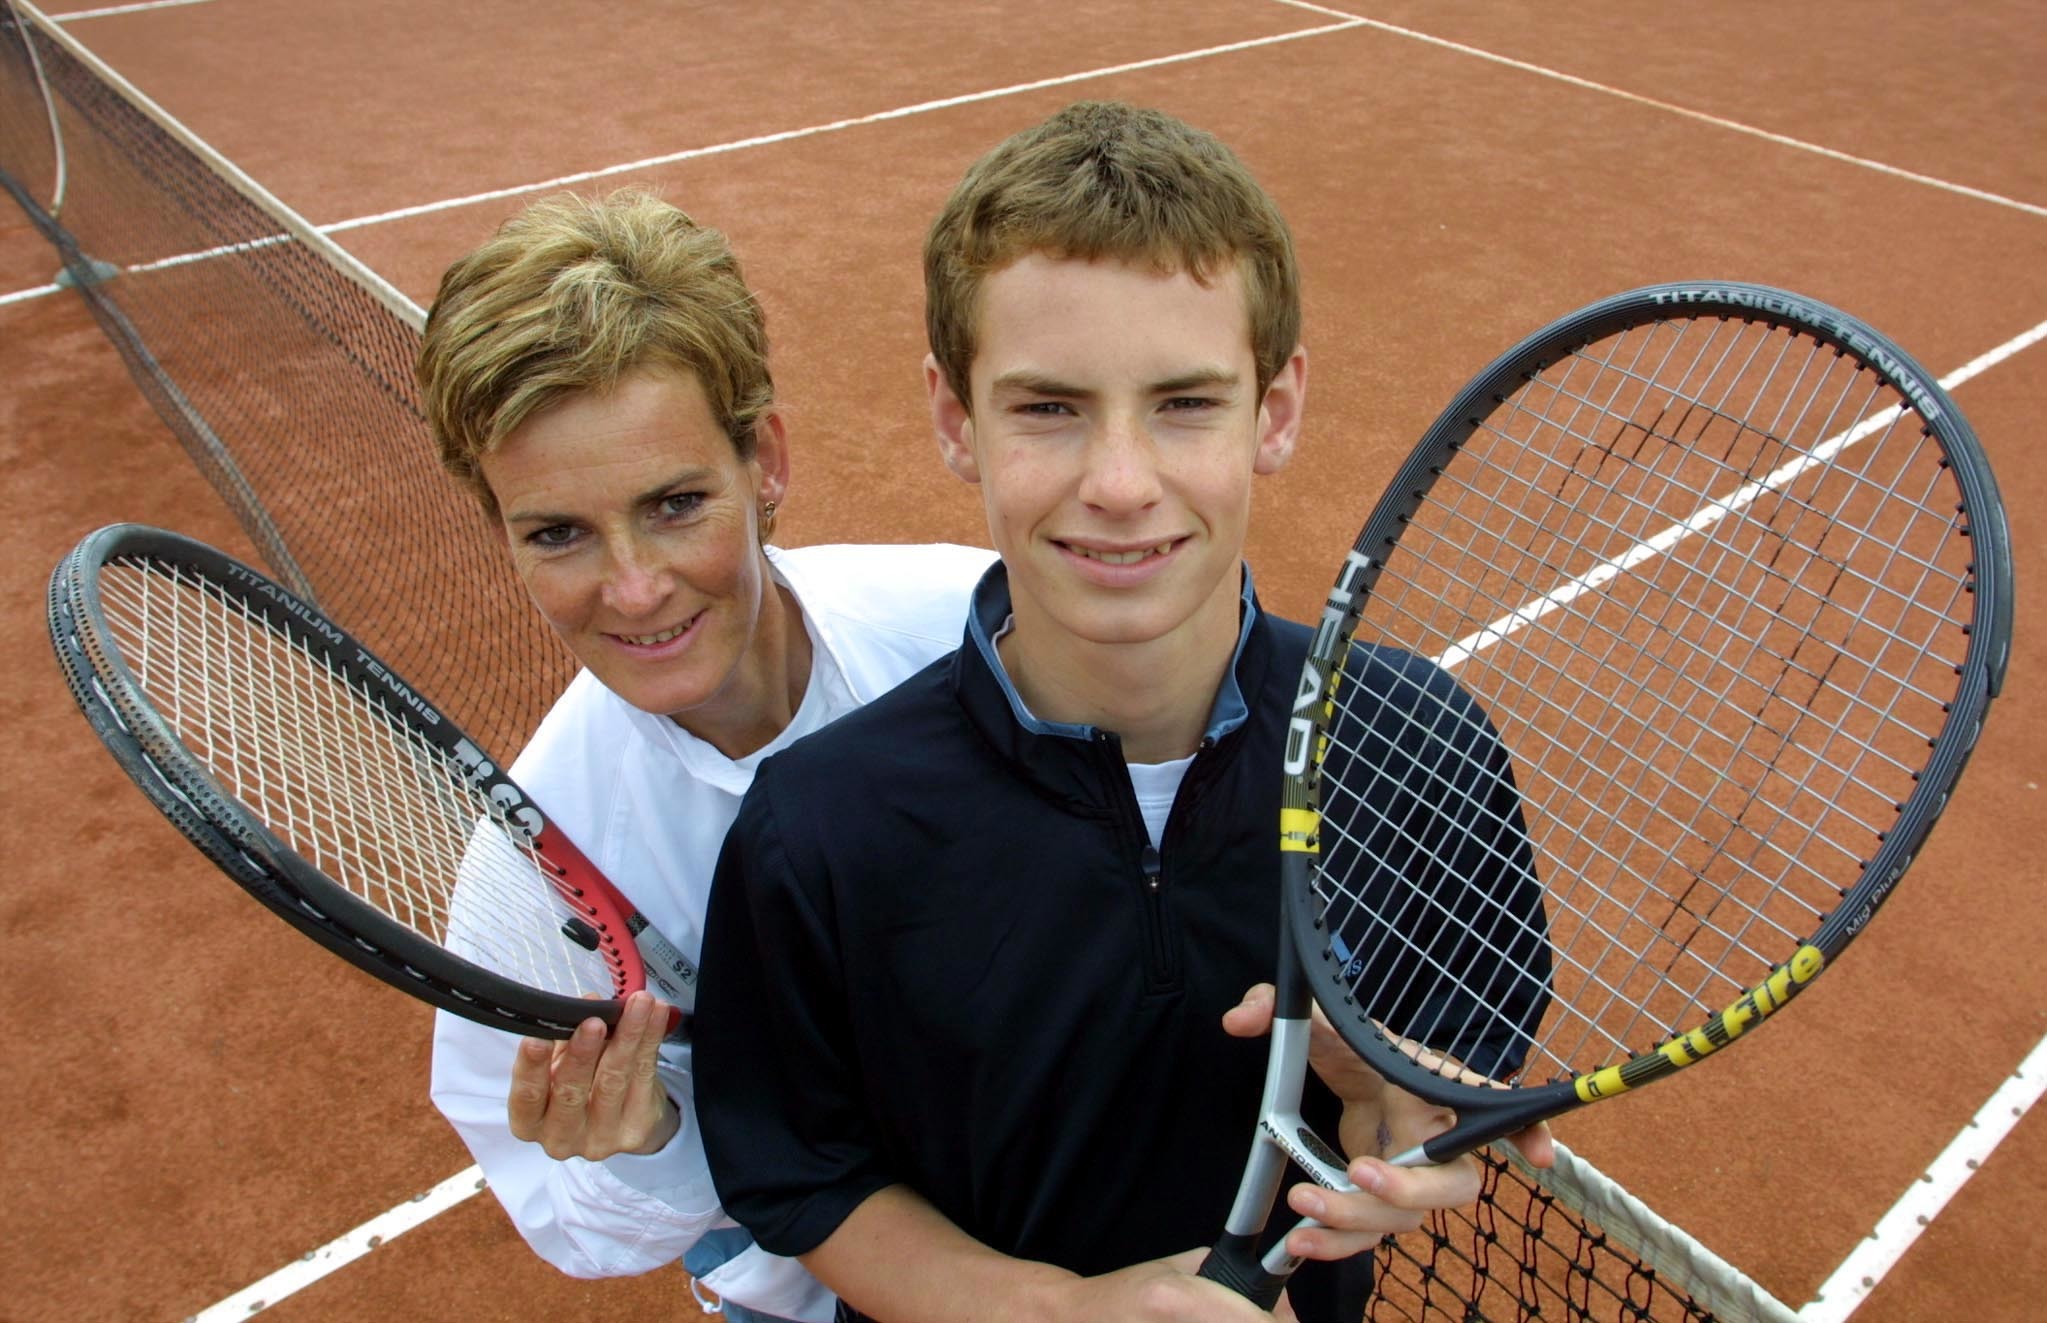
[418,189,773,518]
[924,101,1300,411]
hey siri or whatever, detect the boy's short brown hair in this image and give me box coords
[924,101,1300,410]
[417,189,773,519]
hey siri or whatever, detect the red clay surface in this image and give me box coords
[3,3,2043,1321]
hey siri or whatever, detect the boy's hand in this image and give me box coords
[1222,983,1553,1263]
[1051,1250,1299,1321]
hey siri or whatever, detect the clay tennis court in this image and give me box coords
[3,2,2042,1320]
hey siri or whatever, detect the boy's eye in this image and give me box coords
[1163,396,1220,412]
[1016,400,1075,417]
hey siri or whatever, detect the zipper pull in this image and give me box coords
[1142,843,1162,893]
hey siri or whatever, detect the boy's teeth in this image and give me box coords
[1080,543,1172,565]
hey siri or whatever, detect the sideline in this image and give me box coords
[1799,1031,2047,1320]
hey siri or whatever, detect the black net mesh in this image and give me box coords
[1,6,1798,1320]
[1368,1145,1792,1322]
[1,0,570,759]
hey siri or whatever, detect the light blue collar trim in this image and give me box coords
[965,562,1260,744]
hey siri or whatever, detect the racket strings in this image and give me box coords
[96,557,618,998]
[1312,315,1979,1084]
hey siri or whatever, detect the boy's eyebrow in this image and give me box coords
[987,367,1242,398]
[988,370,1090,399]
[1151,367,1241,394]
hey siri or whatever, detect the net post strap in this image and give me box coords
[9,0,423,332]
[1505,1139,1803,1323]
[5,0,64,211]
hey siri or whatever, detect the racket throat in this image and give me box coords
[1384,1079,1580,1167]
[1218,1016,1354,1236]
[1205,1013,1359,1303]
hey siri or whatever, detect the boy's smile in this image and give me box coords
[929,253,1305,711]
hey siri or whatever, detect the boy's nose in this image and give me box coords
[1079,418,1164,513]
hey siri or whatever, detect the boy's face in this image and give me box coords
[928,253,1304,658]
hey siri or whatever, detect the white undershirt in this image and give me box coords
[988,613,1196,847]
[1126,754,1195,848]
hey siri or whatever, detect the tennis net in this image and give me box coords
[0,4,1802,1320]
[1,0,570,760]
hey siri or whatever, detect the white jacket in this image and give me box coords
[429,542,992,1319]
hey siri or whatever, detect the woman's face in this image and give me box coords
[481,365,788,726]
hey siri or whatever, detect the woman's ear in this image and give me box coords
[752,407,793,505]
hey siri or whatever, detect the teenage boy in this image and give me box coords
[695,101,1550,1322]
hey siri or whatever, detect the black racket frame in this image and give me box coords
[48,523,632,1038]
[1200,282,2012,1307]
[1291,282,2012,1160]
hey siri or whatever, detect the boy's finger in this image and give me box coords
[1219,983,1276,1038]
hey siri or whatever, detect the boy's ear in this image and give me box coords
[1252,345,1308,476]
[926,353,980,484]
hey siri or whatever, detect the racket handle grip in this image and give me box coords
[1196,1233,1287,1310]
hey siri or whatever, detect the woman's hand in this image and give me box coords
[506,989,680,1160]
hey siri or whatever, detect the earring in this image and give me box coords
[761,500,778,520]
[759,499,778,540]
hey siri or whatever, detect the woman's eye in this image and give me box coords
[529,524,579,548]
[659,492,704,518]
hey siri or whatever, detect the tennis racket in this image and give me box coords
[48,523,697,1039]
[1200,281,2012,1306]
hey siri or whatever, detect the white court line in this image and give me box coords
[0,234,288,305]
[55,0,220,21]
[183,1166,485,1323]
[1799,1032,2047,1321]
[316,17,1364,234]
[1272,0,2047,221]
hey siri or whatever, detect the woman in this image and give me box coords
[418,190,990,1323]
